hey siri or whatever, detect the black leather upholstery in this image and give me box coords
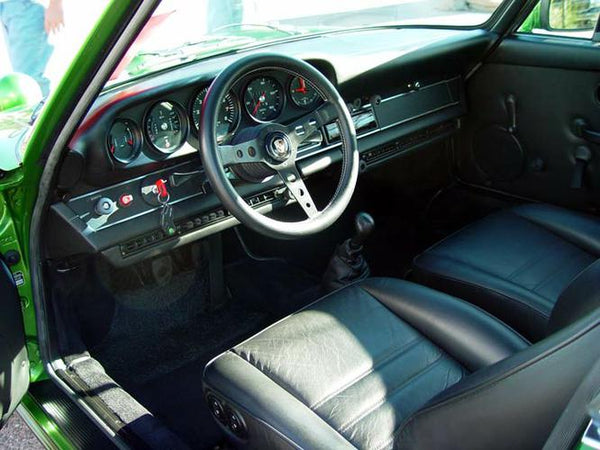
[204,278,533,449]
[413,204,600,341]
[204,277,600,449]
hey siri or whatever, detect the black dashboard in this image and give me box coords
[47,27,493,267]
[103,69,328,169]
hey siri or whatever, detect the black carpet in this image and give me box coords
[85,255,320,449]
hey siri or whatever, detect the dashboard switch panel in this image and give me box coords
[95,197,116,216]
[68,161,207,232]
[119,189,280,258]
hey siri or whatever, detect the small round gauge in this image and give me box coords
[244,76,284,122]
[107,119,141,164]
[289,77,320,108]
[191,87,240,143]
[145,101,186,153]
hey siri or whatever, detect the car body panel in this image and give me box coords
[0,0,141,441]
[0,0,598,447]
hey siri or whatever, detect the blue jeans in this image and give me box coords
[0,0,53,96]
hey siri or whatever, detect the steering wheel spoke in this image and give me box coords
[219,139,264,166]
[277,165,319,218]
[287,101,338,147]
[200,53,358,238]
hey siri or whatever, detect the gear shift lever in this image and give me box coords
[322,212,374,293]
[350,211,375,250]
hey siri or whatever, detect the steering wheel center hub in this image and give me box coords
[266,132,292,162]
[199,53,358,239]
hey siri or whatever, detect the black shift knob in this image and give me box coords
[350,212,375,249]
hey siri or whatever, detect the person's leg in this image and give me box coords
[0,5,8,61]
[1,0,53,96]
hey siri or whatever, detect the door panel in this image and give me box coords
[0,259,29,428]
[457,35,600,212]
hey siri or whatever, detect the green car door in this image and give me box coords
[0,0,145,441]
[0,258,29,429]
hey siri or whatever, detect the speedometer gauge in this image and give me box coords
[244,76,284,122]
[145,101,186,153]
[191,87,240,143]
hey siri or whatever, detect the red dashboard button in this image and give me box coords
[119,194,134,207]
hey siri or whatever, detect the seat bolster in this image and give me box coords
[512,204,600,255]
[548,259,600,334]
[360,278,529,371]
[413,252,553,341]
[395,311,600,450]
[203,352,354,450]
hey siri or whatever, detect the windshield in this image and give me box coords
[0,0,107,169]
[108,0,501,85]
[0,0,108,98]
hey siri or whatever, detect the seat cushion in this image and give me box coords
[413,204,600,341]
[203,278,527,449]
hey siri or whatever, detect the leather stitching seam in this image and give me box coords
[394,320,600,444]
[310,336,423,410]
[338,354,445,433]
[511,208,600,257]
[414,259,552,319]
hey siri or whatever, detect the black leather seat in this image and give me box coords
[203,278,600,449]
[413,203,600,341]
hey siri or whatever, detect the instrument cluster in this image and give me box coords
[105,71,323,167]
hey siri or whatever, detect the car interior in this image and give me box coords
[32,3,600,449]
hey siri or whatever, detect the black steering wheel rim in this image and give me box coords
[199,53,359,239]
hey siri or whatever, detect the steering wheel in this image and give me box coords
[199,53,359,239]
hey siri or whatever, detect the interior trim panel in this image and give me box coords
[47,27,494,266]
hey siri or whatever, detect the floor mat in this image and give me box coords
[89,258,269,385]
[225,258,322,317]
[87,255,320,449]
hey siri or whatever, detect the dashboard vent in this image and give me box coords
[362,120,456,166]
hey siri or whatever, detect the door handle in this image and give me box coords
[573,118,600,145]
[571,146,592,189]
[505,94,517,134]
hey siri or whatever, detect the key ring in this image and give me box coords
[157,192,170,205]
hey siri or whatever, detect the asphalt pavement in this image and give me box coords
[0,413,44,450]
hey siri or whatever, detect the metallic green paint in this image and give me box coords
[0,0,143,383]
[577,442,596,450]
[19,393,76,450]
[0,73,42,113]
[0,0,322,383]
[0,188,43,380]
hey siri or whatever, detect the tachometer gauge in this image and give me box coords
[289,77,320,108]
[244,76,284,122]
[191,87,240,143]
[145,101,186,153]
[107,119,141,164]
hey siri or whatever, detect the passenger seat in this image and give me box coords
[412,203,600,341]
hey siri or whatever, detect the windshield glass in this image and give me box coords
[0,0,107,168]
[108,0,501,86]
[0,0,108,99]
